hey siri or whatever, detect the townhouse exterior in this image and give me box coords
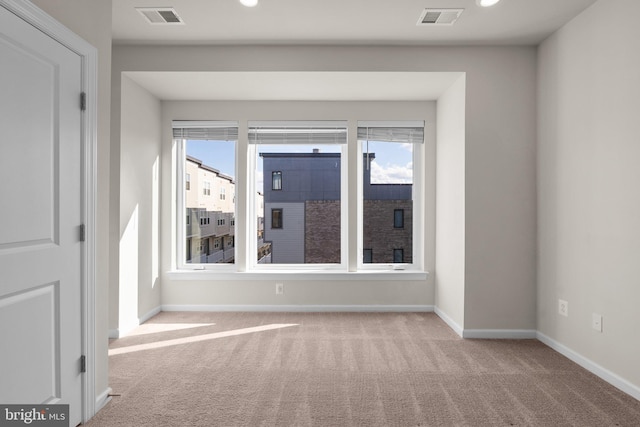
[261,151,412,264]
[184,155,236,263]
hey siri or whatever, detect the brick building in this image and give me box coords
[261,151,412,264]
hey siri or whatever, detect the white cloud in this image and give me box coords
[370,161,413,184]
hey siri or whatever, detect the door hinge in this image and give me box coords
[80,355,86,373]
[80,92,86,111]
[80,224,86,242]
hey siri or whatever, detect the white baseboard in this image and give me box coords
[434,307,463,337]
[463,329,537,339]
[108,306,162,339]
[95,387,112,412]
[139,305,162,324]
[161,304,434,313]
[537,332,640,401]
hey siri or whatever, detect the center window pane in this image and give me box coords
[257,145,341,264]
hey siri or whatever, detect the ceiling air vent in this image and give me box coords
[417,8,464,26]
[136,7,184,25]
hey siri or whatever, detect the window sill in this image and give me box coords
[166,270,429,281]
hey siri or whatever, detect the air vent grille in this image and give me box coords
[136,7,184,25]
[417,8,464,26]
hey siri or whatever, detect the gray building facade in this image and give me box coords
[261,151,411,264]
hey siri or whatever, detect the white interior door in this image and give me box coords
[0,5,83,426]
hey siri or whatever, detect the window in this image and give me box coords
[271,208,283,229]
[174,121,237,266]
[394,209,404,228]
[272,171,282,190]
[250,121,347,265]
[174,119,425,274]
[359,121,423,267]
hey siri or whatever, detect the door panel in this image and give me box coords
[0,5,83,426]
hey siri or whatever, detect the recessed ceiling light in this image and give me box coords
[240,0,258,7]
[477,0,501,7]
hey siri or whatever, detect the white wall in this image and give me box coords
[114,75,163,336]
[538,0,640,393]
[112,45,537,326]
[435,75,466,333]
[30,0,112,404]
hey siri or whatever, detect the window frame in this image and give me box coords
[356,121,425,272]
[247,120,349,271]
[174,120,238,272]
[172,119,427,278]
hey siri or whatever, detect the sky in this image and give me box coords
[186,139,413,192]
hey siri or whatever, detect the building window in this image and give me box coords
[363,249,373,263]
[393,249,404,263]
[359,122,423,267]
[271,208,283,229]
[272,171,282,191]
[175,121,237,266]
[394,209,404,228]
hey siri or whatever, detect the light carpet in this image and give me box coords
[85,312,640,426]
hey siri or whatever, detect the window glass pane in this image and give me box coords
[257,144,341,264]
[363,249,373,263]
[272,171,282,190]
[184,139,236,264]
[271,208,283,229]
[393,248,404,263]
[394,209,404,228]
[361,140,413,264]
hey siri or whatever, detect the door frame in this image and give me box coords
[0,0,98,422]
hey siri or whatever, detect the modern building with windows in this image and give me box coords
[184,155,235,263]
[261,151,412,264]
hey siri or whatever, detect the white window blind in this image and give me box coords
[248,120,347,145]
[173,120,238,140]
[357,121,424,144]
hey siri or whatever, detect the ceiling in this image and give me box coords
[113,0,597,46]
[114,0,596,101]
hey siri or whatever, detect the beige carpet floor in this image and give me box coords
[85,312,640,426]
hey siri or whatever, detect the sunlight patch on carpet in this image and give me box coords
[126,323,216,336]
[109,324,299,355]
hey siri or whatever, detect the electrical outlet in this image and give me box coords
[558,299,568,317]
[592,313,603,332]
[276,283,284,295]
